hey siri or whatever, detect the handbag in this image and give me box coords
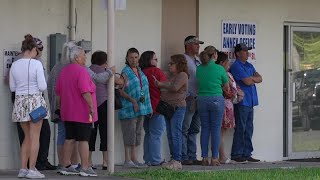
[114,73,125,110]
[27,59,48,123]
[156,100,175,120]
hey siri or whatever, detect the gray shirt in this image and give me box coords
[184,53,201,97]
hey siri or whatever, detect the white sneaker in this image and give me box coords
[123,161,139,168]
[25,169,45,179]
[17,169,28,178]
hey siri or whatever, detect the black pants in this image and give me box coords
[89,100,108,151]
[17,120,51,167]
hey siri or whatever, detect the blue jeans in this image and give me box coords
[57,121,65,145]
[231,105,254,158]
[197,96,225,158]
[182,100,200,160]
[143,114,166,165]
[165,107,186,161]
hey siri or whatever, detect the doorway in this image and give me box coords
[285,24,320,159]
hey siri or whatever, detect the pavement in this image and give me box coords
[1,160,320,179]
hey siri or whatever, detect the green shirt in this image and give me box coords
[196,60,228,96]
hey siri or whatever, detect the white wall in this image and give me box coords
[199,0,320,161]
[0,0,162,169]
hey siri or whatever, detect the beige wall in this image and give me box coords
[161,0,198,70]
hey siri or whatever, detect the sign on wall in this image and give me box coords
[3,49,20,77]
[221,21,257,63]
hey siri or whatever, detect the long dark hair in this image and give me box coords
[125,47,139,65]
[216,51,228,65]
[139,51,155,69]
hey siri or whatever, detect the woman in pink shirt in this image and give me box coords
[56,42,98,177]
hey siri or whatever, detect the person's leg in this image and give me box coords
[36,119,51,169]
[231,105,248,160]
[165,117,173,159]
[219,128,227,162]
[88,121,98,166]
[197,97,209,159]
[148,114,166,165]
[62,122,76,167]
[209,96,224,160]
[132,117,143,163]
[121,119,136,163]
[98,101,108,167]
[143,116,151,164]
[16,122,25,146]
[71,143,79,166]
[182,101,195,161]
[19,122,30,170]
[57,121,66,166]
[29,119,43,170]
[170,107,186,162]
[243,107,254,158]
[187,110,200,161]
[78,141,90,169]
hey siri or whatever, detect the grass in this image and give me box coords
[116,168,320,180]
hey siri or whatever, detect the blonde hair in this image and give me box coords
[199,45,217,65]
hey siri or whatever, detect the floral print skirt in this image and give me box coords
[12,94,50,122]
[221,99,235,129]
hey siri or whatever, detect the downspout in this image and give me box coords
[69,0,76,41]
[107,0,115,174]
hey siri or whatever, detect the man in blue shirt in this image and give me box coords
[229,43,262,163]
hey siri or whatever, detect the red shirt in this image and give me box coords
[142,67,167,113]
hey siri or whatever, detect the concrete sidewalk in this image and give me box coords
[1,161,320,179]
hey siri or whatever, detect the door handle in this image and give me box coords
[291,82,296,102]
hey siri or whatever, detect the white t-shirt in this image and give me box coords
[9,58,47,95]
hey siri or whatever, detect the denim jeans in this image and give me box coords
[143,114,166,165]
[231,105,254,158]
[182,100,200,160]
[165,107,186,161]
[197,96,225,158]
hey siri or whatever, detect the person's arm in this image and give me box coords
[156,72,187,92]
[87,66,114,84]
[118,89,139,112]
[9,68,16,92]
[252,72,262,83]
[56,96,61,110]
[82,92,94,116]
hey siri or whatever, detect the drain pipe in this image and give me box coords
[69,0,76,41]
[107,0,115,174]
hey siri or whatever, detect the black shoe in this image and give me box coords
[45,161,57,170]
[35,165,47,171]
[231,157,247,163]
[181,160,193,165]
[246,157,260,162]
[102,166,108,170]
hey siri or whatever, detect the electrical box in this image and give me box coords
[49,33,67,70]
[77,39,92,53]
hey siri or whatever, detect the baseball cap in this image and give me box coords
[33,37,43,51]
[184,35,204,45]
[234,43,252,53]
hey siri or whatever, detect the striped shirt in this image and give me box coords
[118,65,152,120]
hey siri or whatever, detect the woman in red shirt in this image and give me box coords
[139,51,167,166]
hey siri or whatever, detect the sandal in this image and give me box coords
[202,158,209,166]
[210,158,221,166]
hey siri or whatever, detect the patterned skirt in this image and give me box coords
[12,94,50,122]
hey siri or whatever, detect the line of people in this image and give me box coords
[9,34,262,178]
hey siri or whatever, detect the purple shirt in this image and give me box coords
[89,64,109,106]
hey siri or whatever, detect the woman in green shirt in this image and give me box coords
[196,46,229,166]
